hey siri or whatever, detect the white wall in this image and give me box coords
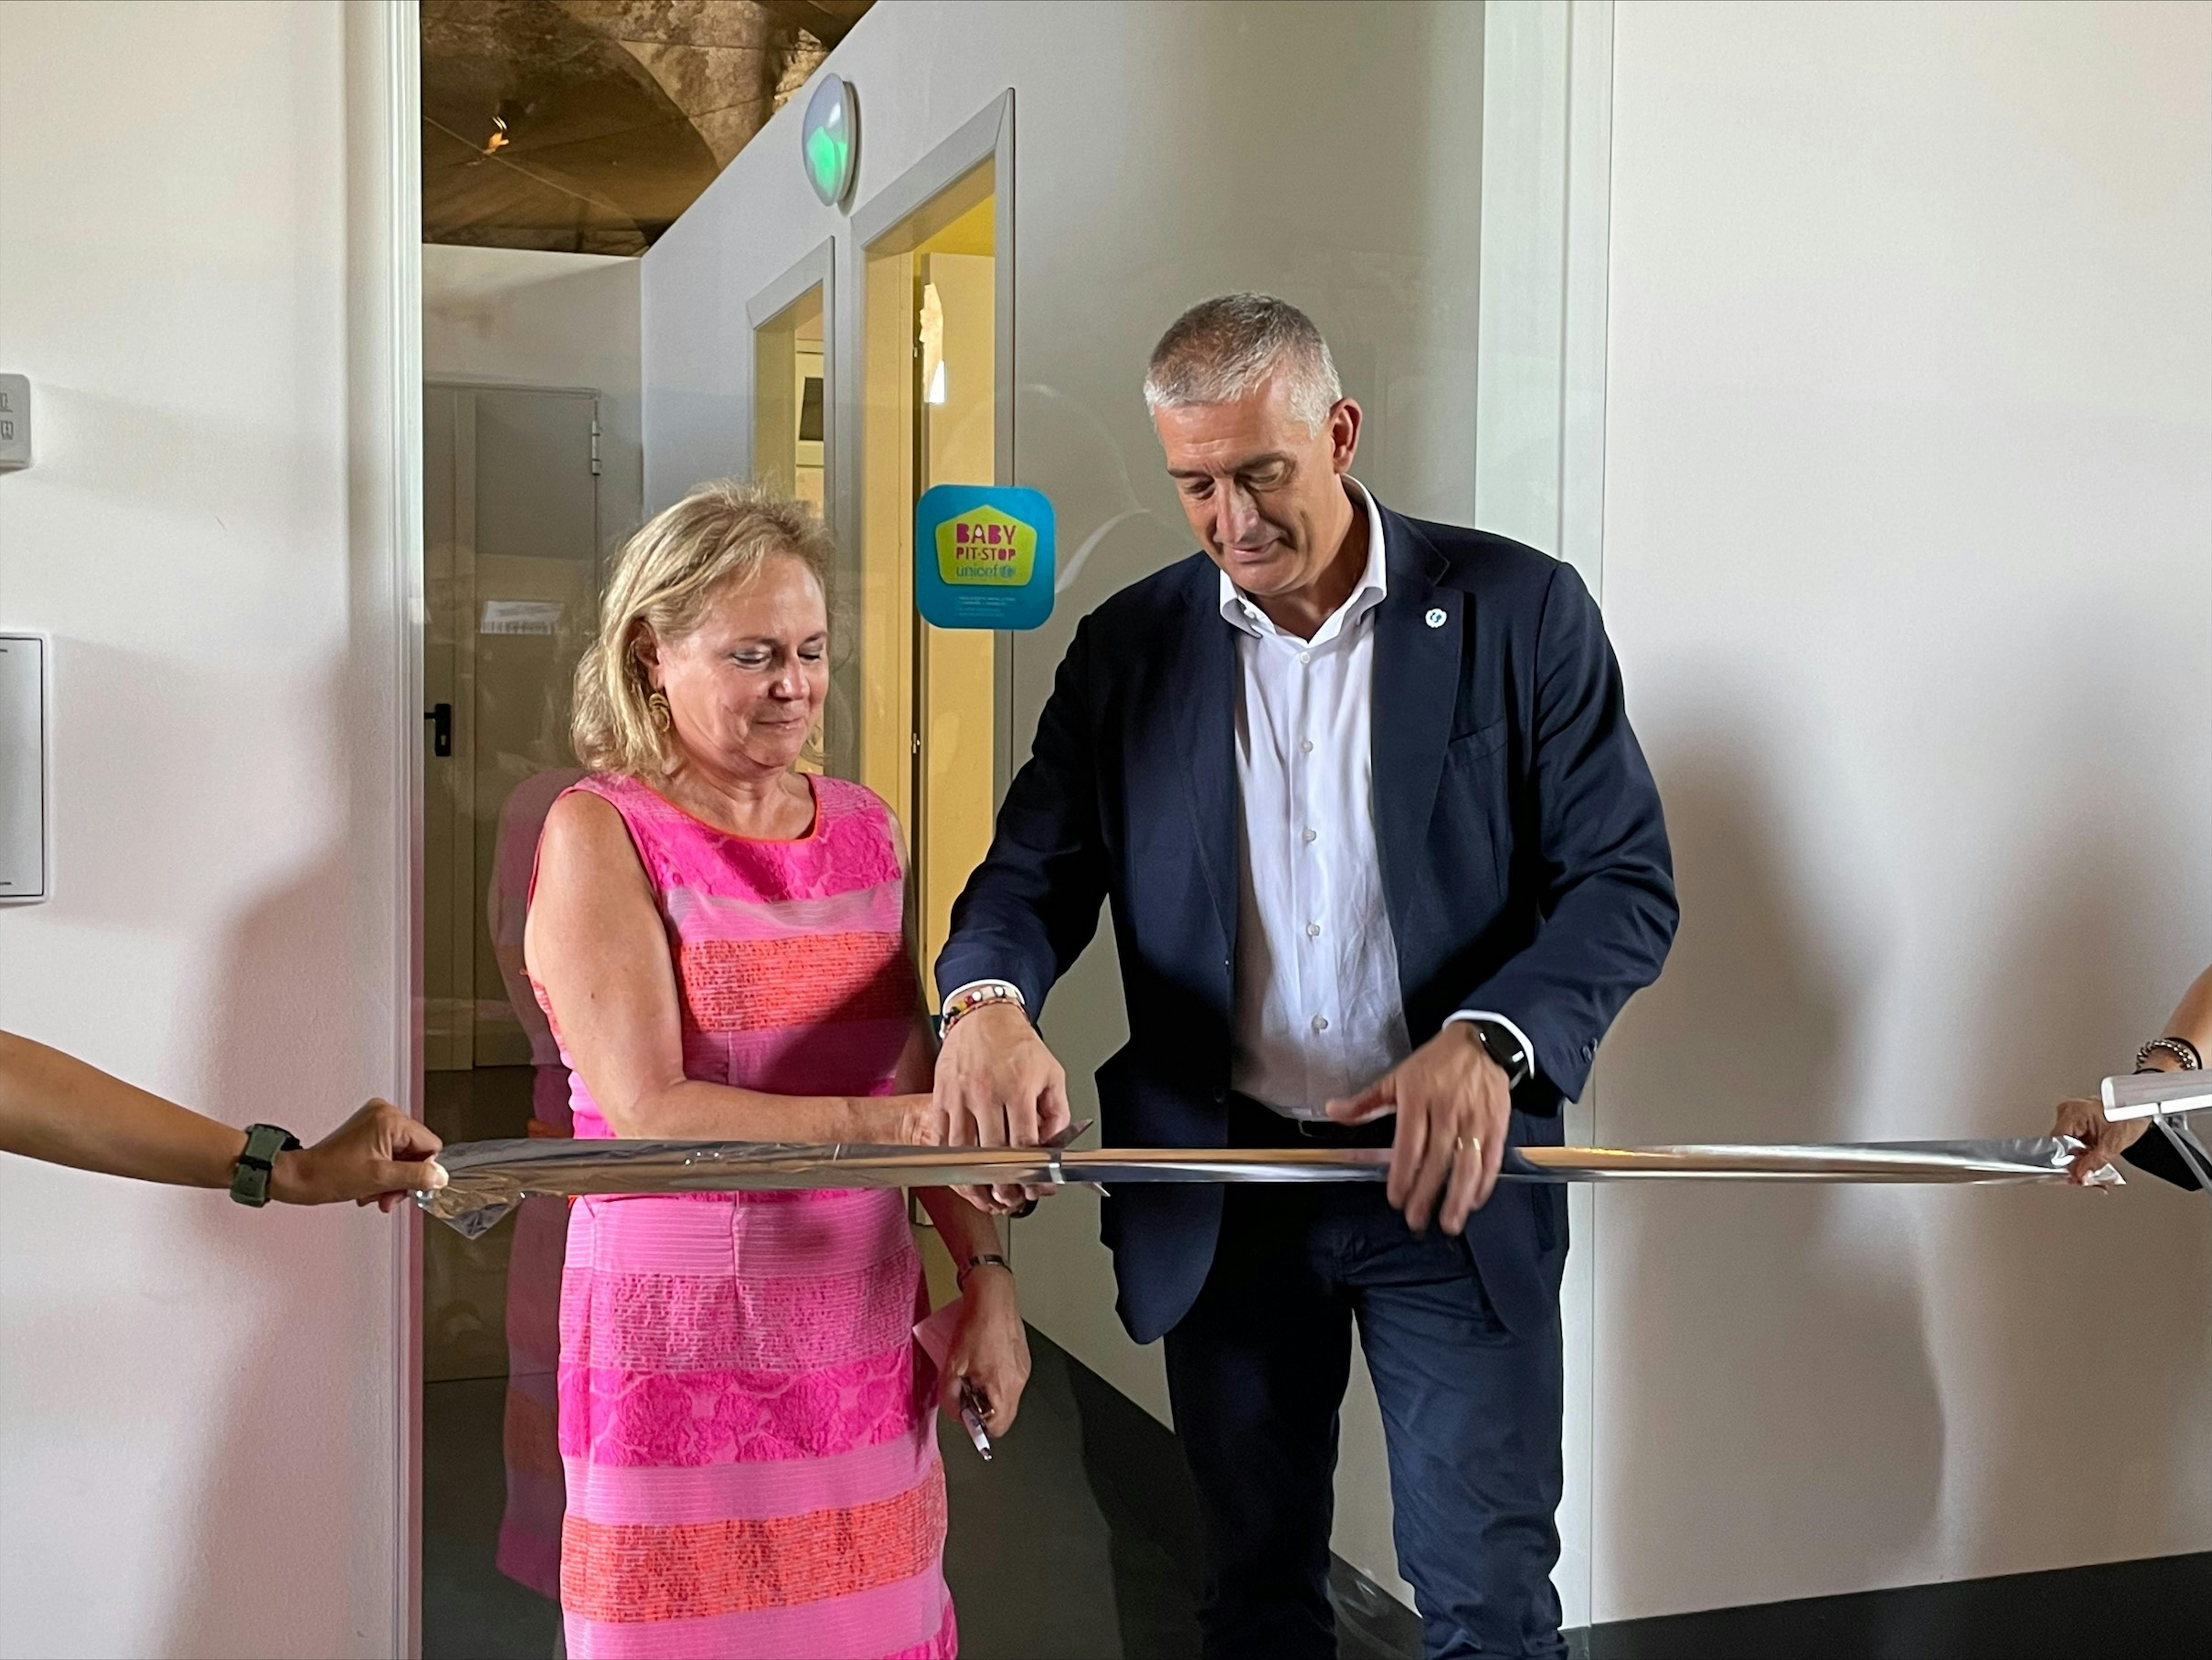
[1593,0,2212,1623]
[643,0,1488,1605]
[423,244,644,559]
[0,4,408,1655]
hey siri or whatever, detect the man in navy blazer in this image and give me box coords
[931,295,1676,1660]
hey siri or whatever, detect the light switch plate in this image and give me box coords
[0,634,48,900]
[0,376,29,472]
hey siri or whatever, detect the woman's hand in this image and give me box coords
[272,1100,446,1210]
[2051,1095,2145,1186]
[939,1265,1030,1436]
[847,1093,952,1145]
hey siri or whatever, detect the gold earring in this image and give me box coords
[647,690,672,732]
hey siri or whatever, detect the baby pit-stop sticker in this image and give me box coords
[914,484,1055,631]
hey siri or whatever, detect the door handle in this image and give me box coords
[425,702,452,757]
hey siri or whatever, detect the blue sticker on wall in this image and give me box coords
[915,484,1055,631]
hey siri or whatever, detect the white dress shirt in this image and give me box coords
[1221,481,1406,1116]
[952,480,1534,1117]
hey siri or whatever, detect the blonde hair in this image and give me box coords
[572,480,834,777]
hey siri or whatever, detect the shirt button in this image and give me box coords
[1300,739,1314,754]
[1302,828,1317,844]
[1298,650,1312,665]
[1312,1015,1329,1033]
[1306,922,1321,938]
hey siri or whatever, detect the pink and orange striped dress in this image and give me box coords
[536,770,954,1660]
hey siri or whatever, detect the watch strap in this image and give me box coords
[956,1252,1011,1293]
[1465,1019,1533,1089]
[230,1123,302,1208]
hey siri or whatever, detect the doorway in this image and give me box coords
[859,157,1003,1006]
[422,384,600,1075]
[751,244,838,776]
[752,273,828,518]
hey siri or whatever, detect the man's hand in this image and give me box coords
[273,1100,446,1211]
[933,1003,1072,1212]
[2051,1096,2144,1186]
[1325,1027,1512,1235]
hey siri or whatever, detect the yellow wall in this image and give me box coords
[858,176,999,998]
[918,248,998,1006]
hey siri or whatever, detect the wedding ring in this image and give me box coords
[1455,1134,1480,1160]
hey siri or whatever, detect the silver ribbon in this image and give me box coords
[415,1133,2101,1240]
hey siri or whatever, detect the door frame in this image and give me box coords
[747,240,837,511]
[360,3,425,1655]
[1473,0,1617,1630]
[846,90,1018,805]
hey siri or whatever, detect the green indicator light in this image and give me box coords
[806,124,846,198]
[800,76,857,208]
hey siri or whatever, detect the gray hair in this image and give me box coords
[1142,293,1344,432]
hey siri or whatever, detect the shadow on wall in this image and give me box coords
[143,658,397,1658]
[1596,743,1946,1611]
[1948,748,2212,1574]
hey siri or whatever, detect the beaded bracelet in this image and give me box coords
[2136,1035,2204,1073]
[942,982,1026,1035]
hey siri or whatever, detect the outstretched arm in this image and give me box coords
[0,1030,443,1208]
[2052,962,2212,1186]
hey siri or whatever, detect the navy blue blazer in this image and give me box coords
[937,503,1678,1344]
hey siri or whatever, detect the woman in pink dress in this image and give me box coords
[525,482,1029,1658]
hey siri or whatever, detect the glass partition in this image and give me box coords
[421,379,601,1657]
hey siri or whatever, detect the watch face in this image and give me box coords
[1475,1023,1526,1080]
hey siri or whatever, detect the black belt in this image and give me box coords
[1225,1092,1394,1150]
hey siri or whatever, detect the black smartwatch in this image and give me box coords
[1463,1020,1532,1089]
[229,1123,302,1208]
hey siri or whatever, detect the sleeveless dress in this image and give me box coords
[536,771,955,1660]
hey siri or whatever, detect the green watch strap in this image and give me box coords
[230,1123,301,1208]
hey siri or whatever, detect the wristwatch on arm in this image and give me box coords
[1455,1015,1533,1089]
[229,1123,301,1208]
[956,1252,1012,1293]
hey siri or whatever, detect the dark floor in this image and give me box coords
[1575,1552,2212,1660]
[424,1374,561,1660]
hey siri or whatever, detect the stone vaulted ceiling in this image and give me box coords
[423,1,873,255]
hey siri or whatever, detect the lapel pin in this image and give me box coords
[1425,607,1447,629]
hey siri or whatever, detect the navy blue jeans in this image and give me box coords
[1161,1140,1566,1660]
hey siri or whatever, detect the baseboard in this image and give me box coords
[1568,1552,2212,1659]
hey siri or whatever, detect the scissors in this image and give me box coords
[957,1379,994,1461]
